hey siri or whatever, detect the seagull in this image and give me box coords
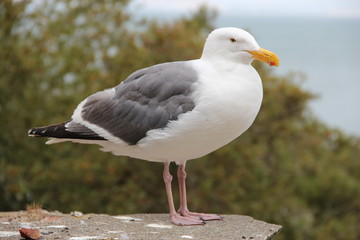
[28,27,279,226]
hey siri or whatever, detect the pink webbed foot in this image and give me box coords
[171,213,205,226]
[180,210,223,221]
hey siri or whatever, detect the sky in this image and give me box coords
[132,0,360,19]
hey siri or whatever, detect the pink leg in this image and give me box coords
[163,162,204,226]
[177,162,223,221]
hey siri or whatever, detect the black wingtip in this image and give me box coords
[28,127,43,137]
[28,123,67,138]
[28,122,106,141]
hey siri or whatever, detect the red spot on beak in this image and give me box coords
[269,61,275,66]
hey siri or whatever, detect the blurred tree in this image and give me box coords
[0,0,359,240]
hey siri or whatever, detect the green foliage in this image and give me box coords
[1,1,359,239]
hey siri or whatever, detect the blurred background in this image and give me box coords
[1,0,359,240]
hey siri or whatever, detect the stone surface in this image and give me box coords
[0,210,282,240]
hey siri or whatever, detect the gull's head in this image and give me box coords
[201,27,279,67]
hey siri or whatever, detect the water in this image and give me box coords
[217,16,360,136]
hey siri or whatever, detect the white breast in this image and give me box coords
[100,60,263,163]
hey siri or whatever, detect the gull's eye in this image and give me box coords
[230,38,236,43]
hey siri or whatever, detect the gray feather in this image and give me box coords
[81,62,197,145]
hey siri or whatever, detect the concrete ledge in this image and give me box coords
[0,210,282,240]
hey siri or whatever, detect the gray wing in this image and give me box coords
[81,62,197,145]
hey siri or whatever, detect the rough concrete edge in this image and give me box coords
[0,211,283,240]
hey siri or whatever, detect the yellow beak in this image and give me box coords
[246,48,280,67]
